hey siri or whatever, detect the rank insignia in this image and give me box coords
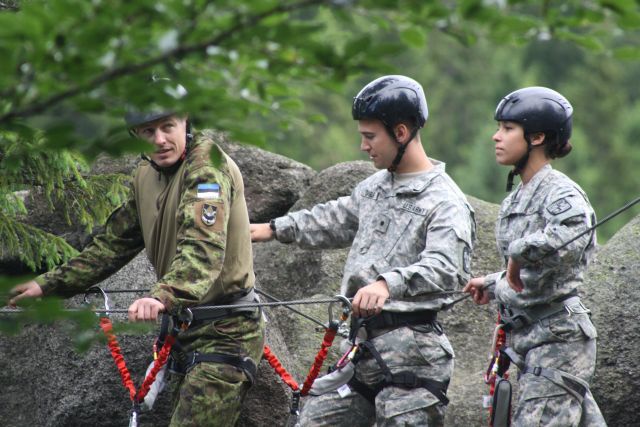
[546,198,572,215]
[201,203,218,226]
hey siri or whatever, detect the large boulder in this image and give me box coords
[1,148,638,427]
[583,216,640,427]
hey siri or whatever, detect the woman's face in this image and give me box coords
[492,121,528,166]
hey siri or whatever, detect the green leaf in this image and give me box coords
[400,27,427,48]
[613,46,640,60]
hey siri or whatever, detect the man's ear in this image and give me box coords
[394,123,411,144]
[530,132,546,146]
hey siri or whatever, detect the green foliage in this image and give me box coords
[1,0,640,341]
[0,129,130,271]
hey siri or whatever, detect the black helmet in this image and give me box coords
[496,86,573,191]
[352,75,428,130]
[494,86,573,146]
[124,76,188,129]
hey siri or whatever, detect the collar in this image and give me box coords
[379,159,445,195]
[506,164,553,211]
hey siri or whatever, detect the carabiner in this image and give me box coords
[328,294,352,325]
[83,285,110,317]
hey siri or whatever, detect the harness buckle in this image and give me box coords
[178,308,193,330]
[565,301,590,316]
[290,390,301,416]
[532,366,542,376]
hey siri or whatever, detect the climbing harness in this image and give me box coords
[337,313,450,407]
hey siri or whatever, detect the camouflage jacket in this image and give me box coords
[485,164,596,308]
[274,160,476,312]
[36,131,255,314]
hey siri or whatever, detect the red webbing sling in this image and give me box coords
[99,316,175,404]
[263,323,338,397]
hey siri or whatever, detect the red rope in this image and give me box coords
[99,316,175,404]
[136,334,176,402]
[262,325,339,397]
[263,345,299,391]
[300,327,337,396]
[99,317,136,401]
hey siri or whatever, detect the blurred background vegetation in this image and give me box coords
[263,22,640,242]
[1,0,640,284]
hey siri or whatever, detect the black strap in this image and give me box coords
[191,352,258,385]
[522,366,588,402]
[364,310,438,331]
[502,347,589,403]
[347,376,380,405]
[183,289,260,326]
[350,341,450,405]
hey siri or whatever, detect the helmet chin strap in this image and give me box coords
[387,127,419,173]
[506,134,533,192]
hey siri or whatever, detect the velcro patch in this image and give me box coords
[546,198,572,216]
[195,201,224,232]
[197,183,220,199]
[362,189,378,200]
[400,201,427,216]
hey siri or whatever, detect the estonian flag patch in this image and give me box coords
[197,183,220,199]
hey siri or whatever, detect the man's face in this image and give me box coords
[135,116,188,168]
[358,119,397,170]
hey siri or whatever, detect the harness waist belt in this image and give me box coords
[170,351,258,385]
[499,294,588,332]
[182,288,259,325]
[365,310,438,331]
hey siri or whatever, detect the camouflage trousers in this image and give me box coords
[299,325,454,427]
[509,311,605,427]
[167,311,265,427]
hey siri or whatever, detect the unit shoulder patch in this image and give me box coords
[546,198,572,216]
[194,200,225,232]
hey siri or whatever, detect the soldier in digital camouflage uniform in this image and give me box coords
[464,87,606,426]
[251,75,476,426]
[9,78,264,427]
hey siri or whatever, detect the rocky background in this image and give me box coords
[1,133,638,426]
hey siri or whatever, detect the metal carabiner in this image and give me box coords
[328,295,352,326]
[83,285,110,317]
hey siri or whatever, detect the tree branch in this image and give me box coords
[0,0,328,125]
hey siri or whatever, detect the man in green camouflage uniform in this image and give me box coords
[252,75,476,426]
[464,87,605,426]
[9,78,264,426]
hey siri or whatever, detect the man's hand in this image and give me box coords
[463,277,490,305]
[128,298,165,322]
[506,257,524,293]
[250,223,274,242]
[7,280,43,308]
[352,280,389,318]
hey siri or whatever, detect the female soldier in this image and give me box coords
[464,87,606,426]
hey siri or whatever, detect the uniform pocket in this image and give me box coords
[546,315,583,343]
[378,387,440,419]
[413,329,455,364]
[520,375,566,401]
